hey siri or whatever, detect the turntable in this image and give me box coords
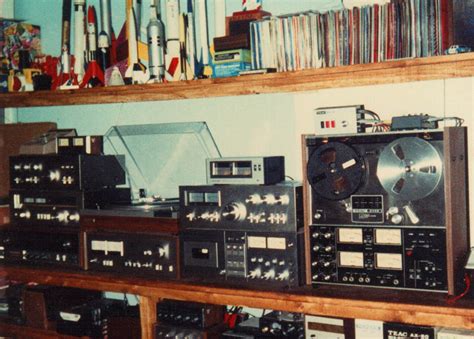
[83,121,221,219]
[81,122,221,278]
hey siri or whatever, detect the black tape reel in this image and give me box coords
[307,141,365,200]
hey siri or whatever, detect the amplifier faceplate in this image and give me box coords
[179,183,303,233]
[85,231,179,279]
[0,229,82,269]
[10,190,118,229]
[310,225,447,291]
[10,154,125,191]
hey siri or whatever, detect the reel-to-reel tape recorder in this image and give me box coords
[303,127,468,294]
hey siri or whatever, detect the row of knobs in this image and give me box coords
[158,314,201,326]
[17,210,80,223]
[245,193,290,205]
[12,173,75,185]
[13,163,44,171]
[248,267,290,281]
[13,164,75,171]
[186,198,289,223]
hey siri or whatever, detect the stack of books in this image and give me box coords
[213,9,270,78]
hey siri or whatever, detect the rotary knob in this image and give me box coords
[245,194,263,205]
[249,268,262,279]
[263,269,276,280]
[49,170,61,182]
[262,194,277,205]
[157,246,167,258]
[222,202,247,221]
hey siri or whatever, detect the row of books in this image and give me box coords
[249,0,451,72]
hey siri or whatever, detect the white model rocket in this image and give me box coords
[124,6,149,84]
[99,0,112,44]
[147,3,166,81]
[73,0,86,82]
[165,0,181,79]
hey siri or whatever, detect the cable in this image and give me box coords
[446,273,471,305]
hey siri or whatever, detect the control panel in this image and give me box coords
[0,229,81,268]
[181,229,305,288]
[179,183,303,232]
[85,231,179,279]
[10,189,116,228]
[157,299,225,329]
[309,225,447,291]
[10,154,125,191]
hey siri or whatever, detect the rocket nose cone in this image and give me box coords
[88,6,96,24]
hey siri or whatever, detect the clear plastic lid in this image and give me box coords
[104,122,221,201]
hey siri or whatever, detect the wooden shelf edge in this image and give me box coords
[0,321,86,339]
[3,266,474,330]
[1,53,474,108]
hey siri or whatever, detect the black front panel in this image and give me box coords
[179,183,303,232]
[181,230,304,289]
[259,311,305,338]
[9,189,116,228]
[85,231,179,279]
[309,225,447,291]
[0,229,81,268]
[157,299,225,329]
[155,324,223,339]
[10,154,125,191]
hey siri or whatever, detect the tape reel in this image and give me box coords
[307,142,365,200]
[376,136,443,201]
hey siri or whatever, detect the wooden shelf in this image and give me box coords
[3,265,474,331]
[0,321,87,339]
[1,53,474,108]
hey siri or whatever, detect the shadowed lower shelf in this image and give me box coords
[2,265,474,330]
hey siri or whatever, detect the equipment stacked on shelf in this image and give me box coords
[81,122,221,280]
[0,133,126,269]
[154,299,227,338]
[82,213,180,280]
[212,9,270,78]
[56,297,140,338]
[303,127,469,294]
[179,156,306,289]
[222,310,304,338]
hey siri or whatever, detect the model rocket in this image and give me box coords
[61,0,72,52]
[87,5,97,61]
[214,0,226,38]
[97,31,110,71]
[99,0,112,41]
[81,6,105,88]
[100,0,116,64]
[147,3,165,82]
[124,6,149,84]
[73,0,86,82]
[197,0,211,76]
[54,0,78,90]
[186,9,197,78]
[165,0,181,79]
